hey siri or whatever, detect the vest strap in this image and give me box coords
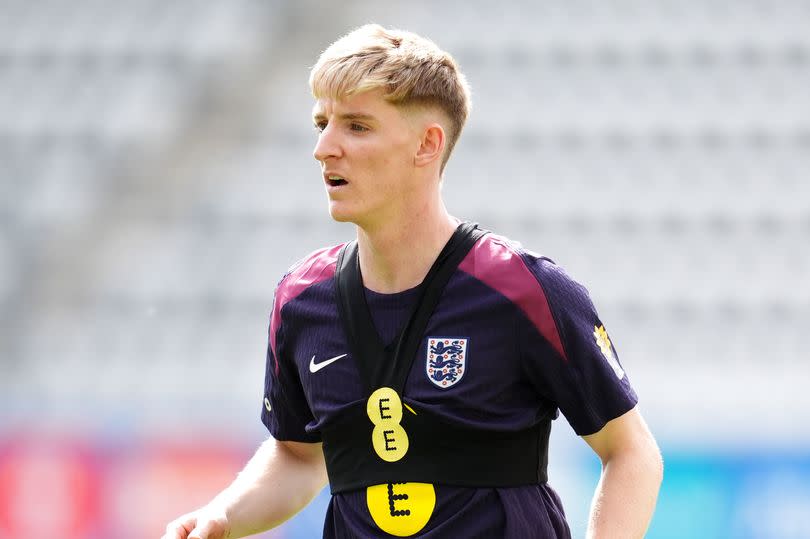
[335,222,486,394]
[326,222,551,492]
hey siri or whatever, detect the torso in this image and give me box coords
[269,233,573,538]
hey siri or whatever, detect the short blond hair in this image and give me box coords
[310,24,471,171]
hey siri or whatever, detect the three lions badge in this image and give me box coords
[426,338,467,388]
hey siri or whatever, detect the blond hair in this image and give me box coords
[310,24,471,171]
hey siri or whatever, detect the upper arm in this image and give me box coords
[279,440,325,465]
[261,284,320,443]
[582,406,660,465]
[277,440,328,490]
[520,256,638,435]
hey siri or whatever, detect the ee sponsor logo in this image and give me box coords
[366,482,436,537]
[366,387,409,462]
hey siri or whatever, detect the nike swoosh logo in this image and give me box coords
[309,353,348,373]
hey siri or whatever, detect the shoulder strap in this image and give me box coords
[389,222,486,392]
[335,240,385,396]
[335,222,487,395]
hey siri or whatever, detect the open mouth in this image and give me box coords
[326,175,348,187]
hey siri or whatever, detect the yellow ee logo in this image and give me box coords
[366,482,436,537]
[367,387,409,462]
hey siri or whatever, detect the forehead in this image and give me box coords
[312,88,398,118]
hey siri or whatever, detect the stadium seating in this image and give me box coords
[1,0,808,443]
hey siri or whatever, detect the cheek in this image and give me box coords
[359,151,400,188]
[353,137,415,195]
[380,141,416,179]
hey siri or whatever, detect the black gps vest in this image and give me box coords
[321,222,552,493]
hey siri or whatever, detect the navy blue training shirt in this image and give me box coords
[261,232,638,538]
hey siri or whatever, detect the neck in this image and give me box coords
[356,198,459,294]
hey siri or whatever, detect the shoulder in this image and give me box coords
[460,231,573,359]
[270,243,345,328]
[517,245,595,316]
[274,243,345,303]
[268,243,346,365]
[467,230,591,300]
[460,230,581,293]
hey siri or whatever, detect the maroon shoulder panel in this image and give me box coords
[458,234,567,361]
[270,244,344,374]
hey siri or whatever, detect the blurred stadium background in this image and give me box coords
[1,0,809,537]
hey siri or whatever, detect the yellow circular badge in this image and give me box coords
[367,387,409,462]
[366,482,436,537]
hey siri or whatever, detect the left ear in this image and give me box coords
[414,123,445,168]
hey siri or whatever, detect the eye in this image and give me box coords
[314,121,327,133]
[350,123,369,132]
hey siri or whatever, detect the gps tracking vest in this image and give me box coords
[322,222,552,495]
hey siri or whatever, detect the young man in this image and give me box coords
[163,24,662,539]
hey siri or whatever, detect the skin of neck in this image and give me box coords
[355,185,459,294]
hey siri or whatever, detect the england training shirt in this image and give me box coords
[261,231,638,538]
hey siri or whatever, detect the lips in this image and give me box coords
[324,172,348,187]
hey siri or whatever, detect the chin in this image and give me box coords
[327,202,359,224]
[329,213,354,224]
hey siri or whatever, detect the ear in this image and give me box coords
[414,123,446,168]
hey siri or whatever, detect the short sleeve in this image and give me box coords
[261,295,321,443]
[521,258,638,436]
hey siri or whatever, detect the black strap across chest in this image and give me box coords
[335,221,486,396]
[323,222,552,493]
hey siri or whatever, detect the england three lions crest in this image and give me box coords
[426,338,468,388]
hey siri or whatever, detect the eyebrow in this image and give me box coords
[312,112,378,123]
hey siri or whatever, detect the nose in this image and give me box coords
[313,124,342,163]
